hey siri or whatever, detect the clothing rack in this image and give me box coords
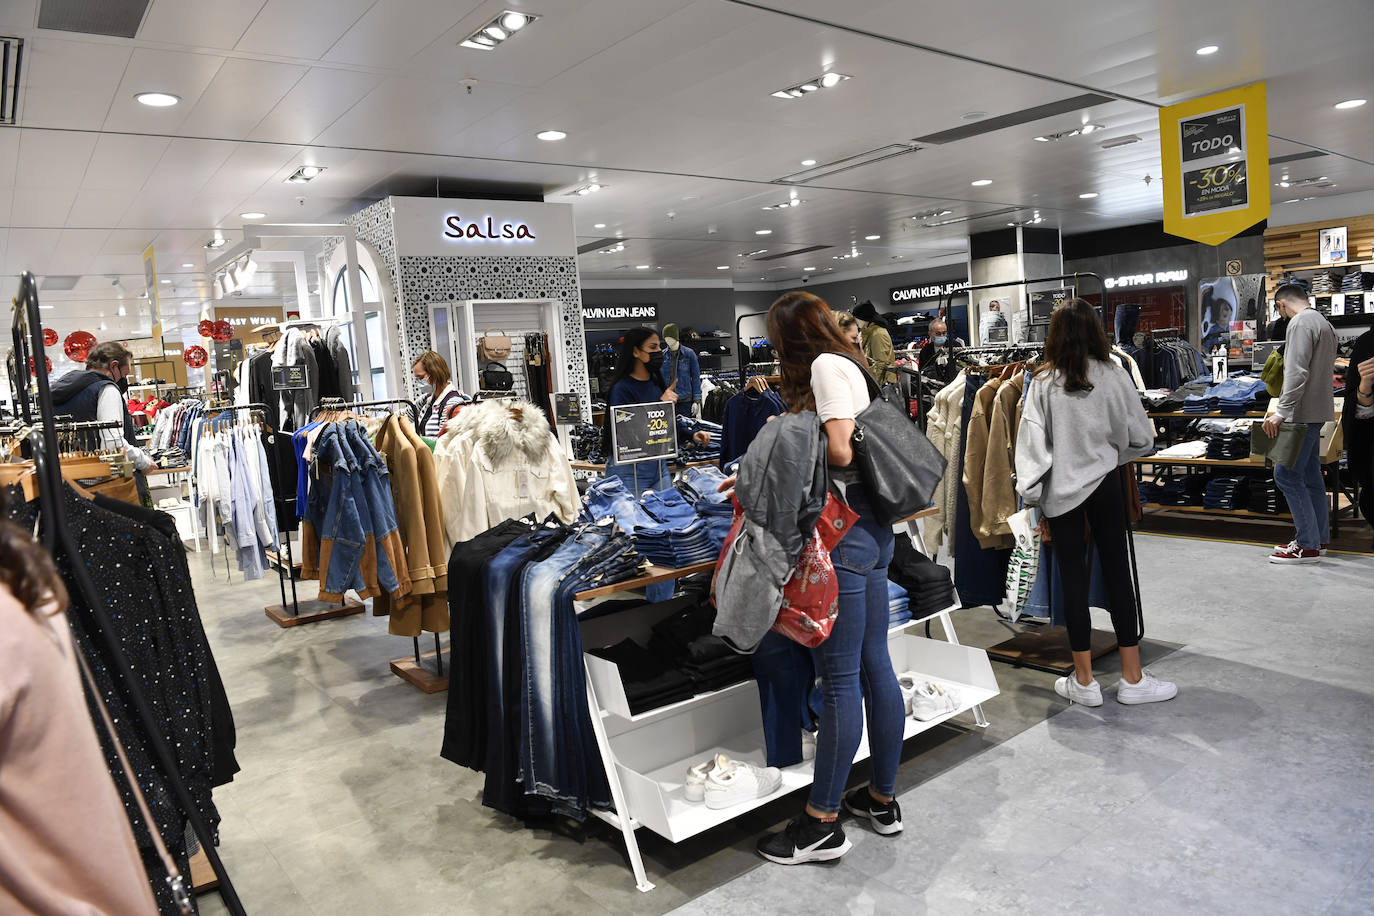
[10,271,246,915]
[312,396,419,423]
[1150,327,1181,341]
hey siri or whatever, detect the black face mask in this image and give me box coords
[646,351,665,372]
[116,375,130,395]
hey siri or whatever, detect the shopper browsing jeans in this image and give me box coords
[751,291,908,866]
[1265,284,1339,563]
[1342,329,1374,545]
[1016,299,1177,707]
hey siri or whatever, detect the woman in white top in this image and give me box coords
[413,350,464,437]
[754,292,908,866]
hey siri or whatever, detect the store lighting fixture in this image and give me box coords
[461,10,540,50]
[761,198,806,210]
[181,300,195,306]
[1334,98,1367,110]
[740,249,769,257]
[800,159,817,166]
[159,278,171,284]
[971,179,993,187]
[567,183,605,196]
[204,237,228,250]
[599,243,626,254]
[1079,192,1099,199]
[240,211,266,220]
[771,72,851,100]
[864,234,881,240]
[635,265,651,270]
[1034,123,1106,142]
[911,208,954,221]
[1100,134,1143,149]
[717,265,730,270]
[802,266,816,271]
[754,229,772,235]
[181,262,194,268]
[117,304,127,317]
[135,91,180,107]
[593,223,607,229]
[285,165,325,184]
[1196,45,1219,55]
[536,129,567,141]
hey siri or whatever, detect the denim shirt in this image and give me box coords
[314,421,404,600]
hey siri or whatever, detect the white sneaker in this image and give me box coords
[684,753,727,802]
[801,729,816,761]
[1054,675,1104,707]
[1116,668,1178,705]
[910,681,960,721]
[703,757,783,809]
[897,673,919,716]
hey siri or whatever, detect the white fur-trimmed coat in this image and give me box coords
[433,398,579,548]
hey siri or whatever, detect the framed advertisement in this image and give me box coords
[609,401,677,465]
[1319,226,1348,265]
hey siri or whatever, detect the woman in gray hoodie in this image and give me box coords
[1015,299,1177,707]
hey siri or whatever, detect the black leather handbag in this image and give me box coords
[843,356,947,525]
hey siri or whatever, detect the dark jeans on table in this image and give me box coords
[808,484,906,815]
[1044,472,1140,654]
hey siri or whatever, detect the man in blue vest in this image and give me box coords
[50,341,155,488]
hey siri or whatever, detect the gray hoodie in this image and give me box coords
[1015,360,1154,517]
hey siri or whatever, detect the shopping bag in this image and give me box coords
[1000,507,1041,623]
[772,493,858,648]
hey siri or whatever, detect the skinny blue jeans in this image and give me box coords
[1273,422,1329,549]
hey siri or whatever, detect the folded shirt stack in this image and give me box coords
[887,537,957,616]
[1203,475,1251,510]
[1310,272,1335,296]
[1206,430,1251,460]
[647,599,754,693]
[588,638,697,714]
[1154,440,1210,459]
[1146,477,1190,506]
[1246,478,1289,515]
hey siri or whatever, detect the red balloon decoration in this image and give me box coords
[211,319,234,342]
[64,330,97,363]
[43,327,58,347]
[197,319,214,338]
[28,356,53,376]
[183,345,208,368]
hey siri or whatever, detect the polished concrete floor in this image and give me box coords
[193,531,1374,916]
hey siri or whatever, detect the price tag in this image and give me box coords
[609,401,678,466]
[551,392,581,425]
[272,365,310,390]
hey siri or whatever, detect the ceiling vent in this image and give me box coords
[38,0,151,38]
[0,36,21,125]
[776,144,920,184]
[40,274,79,291]
[1269,150,1326,166]
[914,94,1115,145]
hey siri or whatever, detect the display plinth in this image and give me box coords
[190,848,218,893]
[265,549,302,580]
[265,598,366,628]
[986,626,1117,674]
[390,650,450,693]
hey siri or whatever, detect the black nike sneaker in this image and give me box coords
[843,786,903,835]
[756,814,851,865]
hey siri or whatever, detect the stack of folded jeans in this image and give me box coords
[887,537,957,617]
[587,638,697,714]
[1183,376,1270,415]
[1145,476,1206,506]
[1206,429,1251,460]
[887,580,911,628]
[1203,475,1251,510]
[678,465,736,551]
[647,599,754,692]
[1182,394,1214,414]
[584,475,659,531]
[1247,477,1289,515]
[675,415,723,463]
[632,517,720,567]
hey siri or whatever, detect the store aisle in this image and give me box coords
[191,534,1372,916]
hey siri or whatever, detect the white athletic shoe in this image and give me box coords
[910,680,961,721]
[703,757,783,809]
[1116,668,1178,705]
[801,729,816,761]
[1054,675,1104,707]
[684,753,727,802]
[897,672,919,716]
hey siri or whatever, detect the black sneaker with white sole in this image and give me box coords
[756,815,851,865]
[843,786,903,835]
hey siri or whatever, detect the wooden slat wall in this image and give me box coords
[1264,214,1374,288]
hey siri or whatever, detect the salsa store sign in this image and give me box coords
[443,214,536,241]
[389,197,576,258]
[890,280,969,306]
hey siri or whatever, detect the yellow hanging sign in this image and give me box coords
[1159,82,1269,246]
[142,243,163,343]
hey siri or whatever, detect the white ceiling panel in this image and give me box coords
[102,48,227,134]
[175,58,308,139]
[0,131,20,186]
[322,0,480,69]
[53,228,115,261]
[138,0,269,50]
[80,134,172,191]
[312,75,529,151]
[246,67,386,144]
[0,0,36,32]
[139,138,238,196]
[3,228,62,275]
[15,130,97,188]
[66,187,141,226]
[17,38,131,130]
[234,0,379,60]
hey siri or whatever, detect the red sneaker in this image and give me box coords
[1273,540,1327,555]
[1269,543,1322,564]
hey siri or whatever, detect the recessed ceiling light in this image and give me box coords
[962,111,987,120]
[204,238,227,250]
[755,229,772,235]
[800,158,817,166]
[799,83,819,92]
[536,129,567,141]
[593,223,607,229]
[819,72,844,89]
[1079,192,1099,199]
[971,179,993,187]
[1196,45,1219,55]
[460,11,539,50]
[635,265,651,270]
[1334,98,1367,110]
[717,265,730,270]
[772,73,850,100]
[285,165,325,184]
[864,234,881,240]
[485,25,508,40]
[1033,135,1051,142]
[501,11,528,30]
[135,91,180,107]
[159,278,171,284]
[181,300,195,306]
[1079,123,1098,135]
[803,266,816,271]
[240,211,266,220]
[1277,181,1291,188]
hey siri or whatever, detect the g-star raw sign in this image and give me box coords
[890,280,969,305]
[1159,82,1269,246]
[582,305,658,321]
[1103,270,1189,290]
[443,214,536,241]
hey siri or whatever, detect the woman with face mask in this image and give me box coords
[603,328,710,496]
[413,350,463,437]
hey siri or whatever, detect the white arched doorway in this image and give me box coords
[323,239,399,400]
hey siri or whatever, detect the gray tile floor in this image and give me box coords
[193,534,1374,916]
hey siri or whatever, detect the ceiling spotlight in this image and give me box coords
[755,229,773,235]
[1277,181,1291,188]
[803,266,816,271]
[1334,98,1367,110]
[772,91,794,100]
[971,179,993,187]
[1079,192,1099,199]
[772,72,850,100]
[135,91,180,107]
[819,72,844,89]
[865,234,881,240]
[799,83,819,92]
[181,262,194,268]
[240,211,266,220]
[1079,123,1098,135]
[159,278,171,284]
[536,129,567,141]
[788,89,804,98]
[181,300,195,306]
[635,265,651,270]
[717,265,730,270]
[593,223,607,229]
[1196,45,1219,55]
[801,158,817,166]
[1033,136,1051,142]
[204,237,228,249]
[286,165,325,183]
[460,10,540,50]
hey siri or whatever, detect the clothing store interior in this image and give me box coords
[1,1,1371,914]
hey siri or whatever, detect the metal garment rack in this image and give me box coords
[10,272,246,915]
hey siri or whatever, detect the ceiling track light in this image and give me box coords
[565,183,606,197]
[910,208,954,221]
[286,165,325,184]
[761,198,806,210]
[204,237,228,250]
[1034,124,1106,143]
[460,10,540,50]
[1100,134,1143,149]
[770,72,851,100]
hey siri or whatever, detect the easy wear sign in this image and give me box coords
[1159,82,1269,246]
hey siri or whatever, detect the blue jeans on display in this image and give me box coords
[751,631,821,768]
[809,484,906,815]
[953,377,1011,607]
[606,458,669,498]
[1272,422,1329,550]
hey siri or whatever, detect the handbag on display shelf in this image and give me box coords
[773,492,858,648]
[478,328,513,361]
[843,355,947,525]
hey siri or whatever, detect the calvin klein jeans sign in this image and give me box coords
[443,214,536,241]
[890,280,969,305]
[582,305,658,321]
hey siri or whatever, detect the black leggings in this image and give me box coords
[1045,471,1140,653]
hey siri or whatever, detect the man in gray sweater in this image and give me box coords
[1263,284,1337,563]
